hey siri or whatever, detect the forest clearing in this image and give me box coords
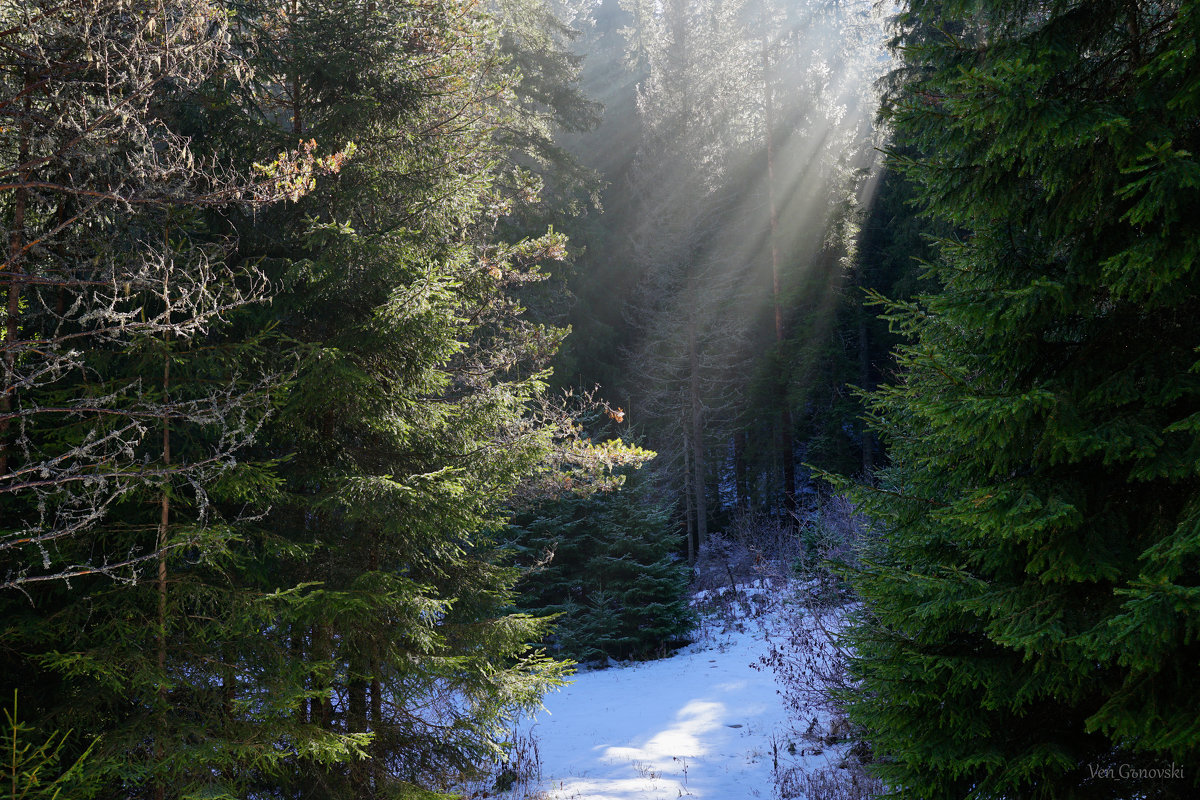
[459,572,873,800]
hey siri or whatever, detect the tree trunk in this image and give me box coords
[688,311,707,552]
[370,669,382,791]
[290,0,303,135]
[348,674,367,788]
[292,628,309,724]
[153,239,172,800]
[733,430,749,509]
[311,623,332,728]
[360,543,382,792]
[858,307,874,475]
[683,435,695,565]
[2,81,32,476]
[761,39,796,523]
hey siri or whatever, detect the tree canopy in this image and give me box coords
[1,1,645,798]
[844,0,1200,796]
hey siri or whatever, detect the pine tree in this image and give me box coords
[208,0,638,796]
[843,0,1200,796]
[506,469,693,663]
[2,1,638,798]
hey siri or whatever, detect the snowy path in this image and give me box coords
[523,594,844,800]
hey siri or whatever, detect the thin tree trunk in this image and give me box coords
[2,82,32,475]
[291,0,303,135]
[309,623,322,728]
[761,38,796,523]
[688,311,707,552]
[286,627,306,724]
[733,430,749,509]
[348,675,367,788]
[858,308,874,475]
[154,244,172,800]
[369,544,382,791]
[370,669,382,791]
[683,436,695,566]
[312,623,331,728]
[664,0,707,556]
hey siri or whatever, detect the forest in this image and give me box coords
[1,0,1197,798]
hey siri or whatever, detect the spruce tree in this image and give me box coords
[211,0,638,796]
[844,0,1200,796]
[506,470,693,663]
[0,0,323,590]
[0,2,351,796]
[2,1,638,798]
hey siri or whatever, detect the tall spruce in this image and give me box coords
[0,1,359,797]
[216,0,637,796]
[574,0,887,529]
[620,0,759,559]
[2,0,639,798]
[0,0,325,590]
[844,0,1200,796]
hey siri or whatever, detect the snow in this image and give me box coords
[514,581,850,800]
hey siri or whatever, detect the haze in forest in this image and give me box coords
[549,0,891,558]
[8,0,1196,797]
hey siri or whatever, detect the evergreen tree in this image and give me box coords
[558,0,889,528]
[844,0,1200,796]
[620,0,761,557]
[506,470,693,662]
[0,0,325,590]
[545,0,648,399]
[0,2,355,796]
[491,0,602,225]
[2,1,639,798]
[210,0,640,796]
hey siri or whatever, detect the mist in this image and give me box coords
[553,0,891,550]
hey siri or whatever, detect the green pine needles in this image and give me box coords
[1,0,641,798]
[506,471,694,663]
[844,0,1200,797]
[3,692,98,800]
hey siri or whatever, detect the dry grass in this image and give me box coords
[697,496,886,800]
[454,728,546,799]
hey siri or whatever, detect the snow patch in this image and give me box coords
[510,582,853,799]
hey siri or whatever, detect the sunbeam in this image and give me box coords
[560,0,890,547]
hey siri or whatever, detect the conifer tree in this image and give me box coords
[2,1,638,798]
[0,2,359,798]
[844,0,1200,796]
[210,0,641,796]
[620,0,759,557]
[506,469,693,662]
[578,0,887,525]
[0,0,326,590]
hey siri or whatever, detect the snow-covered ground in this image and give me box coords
[512,582,853,800]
